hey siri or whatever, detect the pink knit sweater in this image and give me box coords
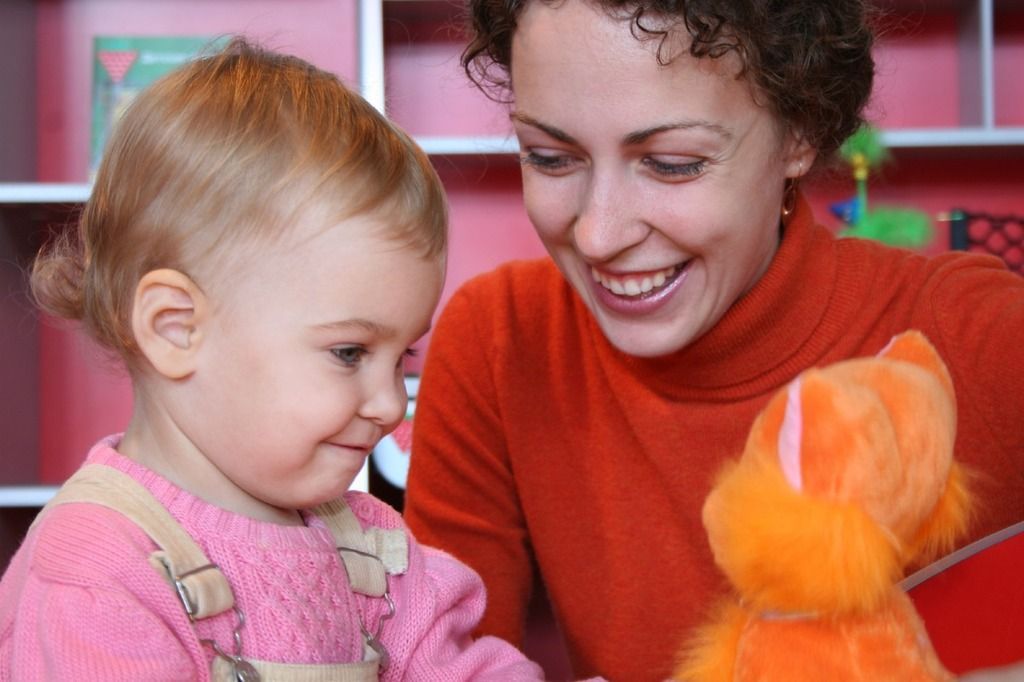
[0,437,546,680]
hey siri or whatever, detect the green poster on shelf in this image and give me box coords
[90,36,223,179]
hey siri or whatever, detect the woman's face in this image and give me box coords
[510,0,814,357]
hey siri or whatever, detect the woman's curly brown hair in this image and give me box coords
[462,0,876,164]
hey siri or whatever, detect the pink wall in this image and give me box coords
[35,0,361,479]
[36,0,359,182]
[38,323,132,481]
[868,12,963,128]
[384,8,513,138]
[995,9,1024,126]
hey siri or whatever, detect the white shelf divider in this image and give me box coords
[358,0,385,114]
[883,127,1024,147]
[414,135,519,155]
[0,486,58,508]
[0,183,91,204]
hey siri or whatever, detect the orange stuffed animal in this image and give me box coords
[675,331,972,682]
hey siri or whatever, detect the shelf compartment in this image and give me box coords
[382,0,513,140]
[869,2,985,129]
[12,0,360,184]
[0,205,43,487]
[994,1,1024,125]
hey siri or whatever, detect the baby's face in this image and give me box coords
[184,214,444,514]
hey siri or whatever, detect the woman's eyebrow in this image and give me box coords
[622,121,734,146]
[510,112,578,144]
[511,111,733,146]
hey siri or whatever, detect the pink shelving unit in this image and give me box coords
[0,0,542,513]
[1,0,1023,581]
[0,2,1021,679]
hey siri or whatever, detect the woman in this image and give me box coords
[403,1,1024,679]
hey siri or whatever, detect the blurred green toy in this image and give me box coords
[829,125,933,249]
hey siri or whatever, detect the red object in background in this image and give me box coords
[904,521,1024,674]
[952,212,1024,276]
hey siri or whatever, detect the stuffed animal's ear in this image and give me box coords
[878,330,954,397]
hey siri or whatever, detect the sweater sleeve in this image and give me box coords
[343,492,548,681]
[386,543,549,681]
[1,504,205,681]
[404,276,535,647]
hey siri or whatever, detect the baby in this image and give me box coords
[0,37,549,681]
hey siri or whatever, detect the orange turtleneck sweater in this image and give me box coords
[403,200,1024,682]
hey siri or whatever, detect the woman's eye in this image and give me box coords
[331,346,367,367]
[642,157,707,179]
[520,151,576,175]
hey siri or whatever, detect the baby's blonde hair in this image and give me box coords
[32,37,447,369]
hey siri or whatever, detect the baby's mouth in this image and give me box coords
[591,263,687,299]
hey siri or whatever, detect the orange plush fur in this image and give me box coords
[674,331,971,682]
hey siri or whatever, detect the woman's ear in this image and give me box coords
[132,269,208,379]
[783,133,817,179]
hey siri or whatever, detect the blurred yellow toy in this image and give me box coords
[675,331,971,682]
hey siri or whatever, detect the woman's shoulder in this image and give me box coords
[833,232,1021,296]
[438,257,579,335]
[835,231,1011,276]
[455,257,566,301]
[831,232,931,275]
[833,235,1023,369]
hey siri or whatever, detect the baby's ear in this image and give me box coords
[131,269,208,379]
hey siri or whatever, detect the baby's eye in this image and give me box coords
[331,346,368,367]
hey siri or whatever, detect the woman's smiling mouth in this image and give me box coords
[591,263,688,299]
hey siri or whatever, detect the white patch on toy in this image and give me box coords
[778,376,803,491]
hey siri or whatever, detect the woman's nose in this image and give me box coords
[572,170,648,261]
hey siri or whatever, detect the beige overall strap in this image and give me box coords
[212,655,379,681]
[312,498,408,598]
[38,464,235,620]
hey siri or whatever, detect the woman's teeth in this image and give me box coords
[591,264,680,297]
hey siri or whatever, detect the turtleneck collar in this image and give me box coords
[592,193,851,398]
